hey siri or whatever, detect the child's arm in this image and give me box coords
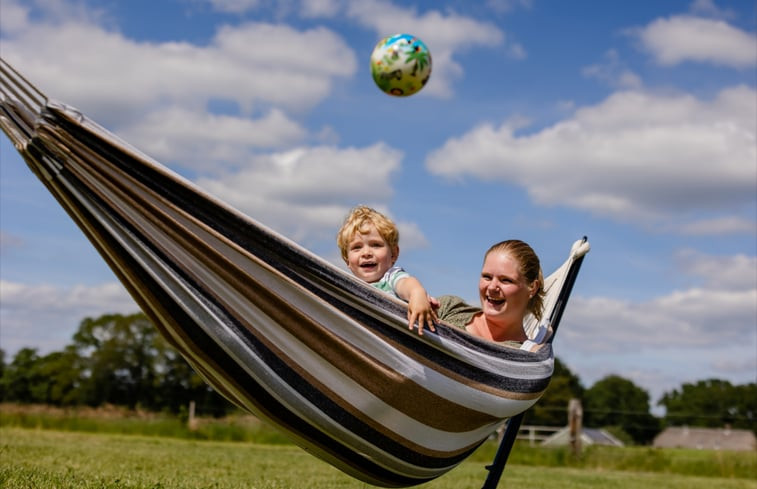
[395,276,438,335]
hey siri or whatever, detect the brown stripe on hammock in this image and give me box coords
[62,143,498,432]
[41,119,539,424]
[30,126,504,455]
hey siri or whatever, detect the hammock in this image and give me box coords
[0,58,589,488]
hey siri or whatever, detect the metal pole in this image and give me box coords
[481,412,525,489]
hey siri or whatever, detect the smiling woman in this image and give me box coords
[436,239,547,348]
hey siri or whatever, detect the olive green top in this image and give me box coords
[436,295,481,329]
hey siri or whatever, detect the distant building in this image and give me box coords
[653,426,756,451]
[541,427,624,447]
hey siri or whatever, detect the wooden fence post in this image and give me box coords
[568,398,583,456]
[188,400,198,431]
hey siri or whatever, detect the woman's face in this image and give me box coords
[346,224,397,284]
[478,250,536,327]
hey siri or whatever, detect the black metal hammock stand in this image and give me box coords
[0,58,589,488]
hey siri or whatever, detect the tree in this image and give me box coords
[0,349,6,400]
[1,348,44,403]
[659,379,757,434]
[1,312,235,413]
[28,348,84,405]
[151,338,232,415]
[524,357,584,426]
[70,313,161,407]
[583,375,661,445]
[0,347,84,405]
[68,312,233,414]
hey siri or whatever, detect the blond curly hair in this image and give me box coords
[336,206,399,263]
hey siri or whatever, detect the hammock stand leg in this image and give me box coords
[481,411,525,489]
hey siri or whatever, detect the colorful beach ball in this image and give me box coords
[370,34,432,97]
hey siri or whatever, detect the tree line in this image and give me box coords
[1,312,754,445]
[0,313,232,417]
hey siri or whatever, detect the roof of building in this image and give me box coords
[541,426,624,447]
[653,426,756,451]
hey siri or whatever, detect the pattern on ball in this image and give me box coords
[370,34,431,97]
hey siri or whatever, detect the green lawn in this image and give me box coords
[1,428,756,489]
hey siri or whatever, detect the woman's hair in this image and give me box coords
[336,206,399,262]
[485,239,545,321]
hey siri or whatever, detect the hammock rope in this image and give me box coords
[0,58,589,487]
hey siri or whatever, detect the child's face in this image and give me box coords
[346,224,397,284]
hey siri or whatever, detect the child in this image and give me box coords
[337,206,437,335]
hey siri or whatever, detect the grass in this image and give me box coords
[467,442,757,479]
[1,427,756,489]
[1,404,755,487]
[0,403,291,444]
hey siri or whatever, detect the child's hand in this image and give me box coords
[396,277,437,335]
[407,291,437,335]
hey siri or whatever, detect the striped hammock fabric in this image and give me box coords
[0,58,589,487]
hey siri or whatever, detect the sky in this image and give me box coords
[0,0,755,412]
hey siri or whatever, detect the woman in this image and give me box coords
[436,240,545,348]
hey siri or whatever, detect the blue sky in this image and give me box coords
[1,0,755,410]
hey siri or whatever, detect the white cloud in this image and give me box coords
[195,0,510,97]
[674,249,757,290]
[207,0,263,14]
[582,50,642,89]
[677,216,757,236]
[344,0,506,97]
[636,15,757,67]
[485,0,533,14]
[300,0,341,18]
[1,0,358,179]
[118,106,307,170]
[1,4,357,126]
[0,0,30,36]
[194,143,405,242]
[425,86,757,228]
[556,248,756,397]
[560,291,751,353]
[0,231,24,250]
[395,220,430,251]
[689,0,738,21]
[711,356,757,375]
[558,289,756,399]
[0,280,138,356]
[506,42,527,60]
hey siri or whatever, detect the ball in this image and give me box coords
[370,34,432,97]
